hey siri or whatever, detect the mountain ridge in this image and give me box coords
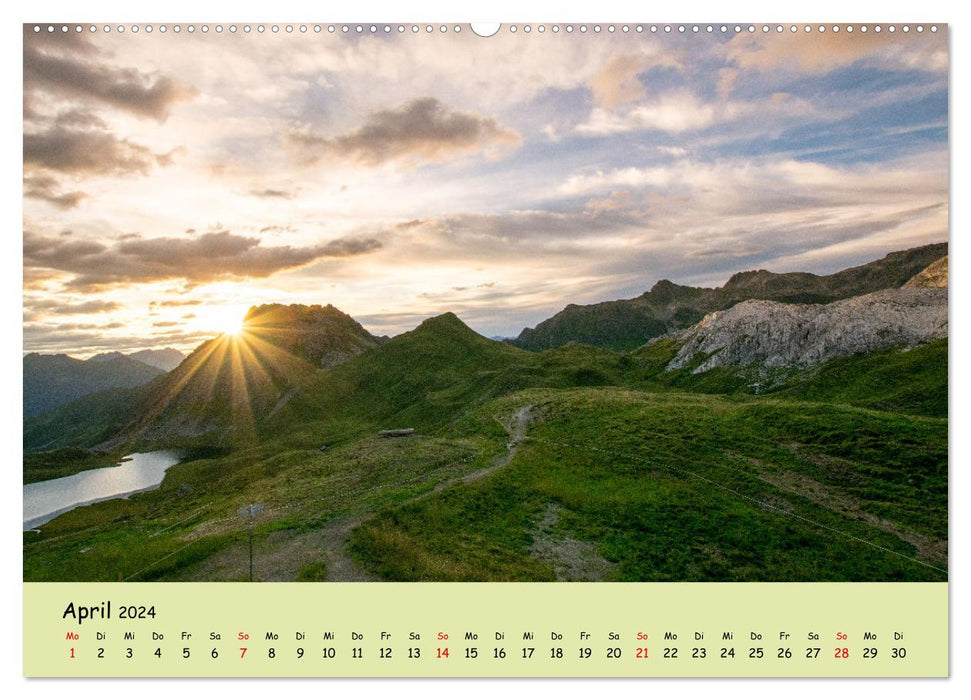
[512,242,947,351]
[89,347,186,371]
[23,352,165,419]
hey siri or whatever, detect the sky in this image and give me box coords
[22,23,949,356]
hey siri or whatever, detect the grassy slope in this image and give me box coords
[770,339,947,418]
[626,337,947,419]
[23,385,147,452]
[24,432,504,582]
[351,389,946,582]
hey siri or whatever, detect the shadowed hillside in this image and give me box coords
[23,353,164,418]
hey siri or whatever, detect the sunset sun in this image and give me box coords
[192,304,251,338]
[219,312,246,336]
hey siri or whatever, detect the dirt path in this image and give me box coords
[527,503,616,581]
[431,404,534,491]
[312,404,536,580]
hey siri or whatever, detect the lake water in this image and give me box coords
[23,450,183,530]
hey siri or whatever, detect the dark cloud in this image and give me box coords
[53,108,108,129]
[24,124,170,175]
[24,229,383,290]
[25,298,121,315]
[23,35,196,121]
[401,209,640,249]
[23,173,86,208]
[259,225,297,234]
[289,97,520,167]
[152,299,203,307]
[23,298,122,322]
[22,27,98,55]
[249,188,297,199]
[24,321,123,333]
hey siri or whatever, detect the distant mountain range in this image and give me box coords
[23,352,174,419]
[89,347,186,371]
[511,242,947,351]
[23,243,948,452]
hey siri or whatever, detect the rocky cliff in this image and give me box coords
[668,287,947,373]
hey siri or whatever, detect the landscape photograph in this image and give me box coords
[23,24,947,583]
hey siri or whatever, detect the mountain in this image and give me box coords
[95,304,385,448]
[89,347,186,372]
[270,311,526,433]
[512,242,947,351]
[23,353,164,419]
[129,348,186,371]
[241,303,385,368]
[667,253,949,375]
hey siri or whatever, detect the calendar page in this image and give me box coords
[21,18,949,679]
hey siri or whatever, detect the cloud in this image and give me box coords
[23,298,122,322]
[589,51,681,108]
[658,146,688,157]
[23,173,86,209]
[24,124,170,175]
[403,209,638,246]
[23,35,196,121]
[721,30,948,80]
[590,54,651,108]
[26,298,121,314]
[249,188,297,199]
[575,90,819,137]
[557,156,947,211]
[359,152,945,312]
[289,97,520,167]
[151,299,203,307]
[24,229,383,290]
[259,225,297,234]
[21,325,217,356]
[577,92,717,135]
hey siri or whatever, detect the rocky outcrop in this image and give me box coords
[667,288,947,373]
[904,256,948,289]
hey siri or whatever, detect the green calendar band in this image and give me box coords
[24,582,948,677]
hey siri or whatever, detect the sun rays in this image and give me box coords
[123,311,320,450]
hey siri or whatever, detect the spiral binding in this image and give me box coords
[29,23,941,36]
